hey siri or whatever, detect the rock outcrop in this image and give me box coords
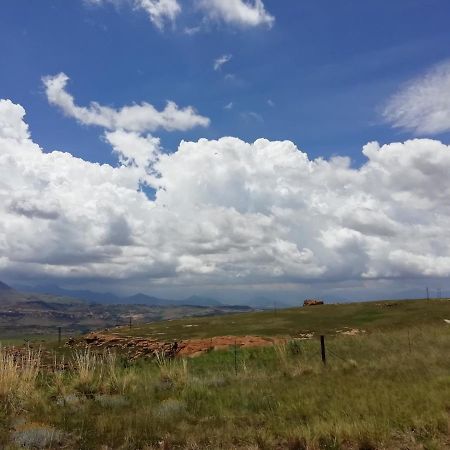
[303,299,324,306]
[67,333,282,359]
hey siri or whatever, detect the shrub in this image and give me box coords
[12,425,64,449]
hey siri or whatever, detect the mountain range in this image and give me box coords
[16,284,291,309]
[0,281,253,339]
[21,284,226,308]
[0,280,13,291]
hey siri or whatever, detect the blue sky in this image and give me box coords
[2,0,450,302]
[2,0,450,166]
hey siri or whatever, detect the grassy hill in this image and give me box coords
[111,298,450,341]
[2,298,450,449]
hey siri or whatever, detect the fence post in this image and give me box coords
[129,316,132,329]
[408,330,411,353]
[58,326,62,345]
[234,340,238,375]
[320,335,326,365]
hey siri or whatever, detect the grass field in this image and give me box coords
[111,298,450,341]
[2,299,450,449]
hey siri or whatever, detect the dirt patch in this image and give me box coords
[178,335,281,357]
[294,332,314,340]
[375,302,398,308]
[68,333,283,359]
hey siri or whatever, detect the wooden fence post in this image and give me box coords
[320,335,326,365]
[234,340,238,375]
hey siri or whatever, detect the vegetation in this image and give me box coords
[1,299,450,449]
[112,298,450,340]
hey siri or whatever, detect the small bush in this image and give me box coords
[12,425,64,449]
[287,340,302,356]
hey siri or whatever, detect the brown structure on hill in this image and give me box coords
[303,299,324,306]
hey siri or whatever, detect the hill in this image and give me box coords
[111,297,450,341]
[0,280,12,291]
[5,297,450,449]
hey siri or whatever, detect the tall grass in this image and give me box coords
[155,350,189,385]
[0,345,41,411]
[71,349,124,396]
[2,325,450,448]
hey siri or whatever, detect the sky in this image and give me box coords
[1,0,450,303]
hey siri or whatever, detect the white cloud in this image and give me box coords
[86,0,181,29]
[85,0,274,30]
[198,0,274,28]
[137,0,181,28]
[3,99,450,293]
[240,111,263,123]
[214,54,232,71]
[224,102,234,110]
[183,25,201,35]
[104,129,160,168]
[43,73,210,133]
[383,61,450,135]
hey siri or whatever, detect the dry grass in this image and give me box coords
[0,345,40,411]
[2,310,450,448]
[155,350,189,386]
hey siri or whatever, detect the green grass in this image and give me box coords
[111,298,450,341]
[3,299,450,449]
[0,334,65,346]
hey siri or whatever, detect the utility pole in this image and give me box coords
[426,286,430,300]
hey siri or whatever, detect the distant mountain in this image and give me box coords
[0,280,12,291]
[246,296,293,310]
[19,284,226,308]
[25,284,122,304]
[0,284,252,339]
[182,295,222,307]
[126,293,174,306]
[15,282,297,310]
[14,282,297,310]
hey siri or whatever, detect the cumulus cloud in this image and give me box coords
[198,0,274,28]
[383,61,450,135]
[214,54,232,71]
[43,73,210,133]
[2,99,450,292]
[86,0,181,29]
